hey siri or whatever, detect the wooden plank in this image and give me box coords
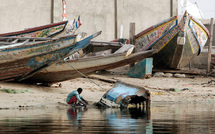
[207,18,214,75]
[87,74,117,83]
[153,68,206,75]
[129,23,135,46]
[129,23,135,67]
[170,0,174,17]
[51,0,54,23]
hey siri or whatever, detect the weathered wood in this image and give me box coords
[0,37,51,41]
[129,23,135,67]
[51,0,54,23]
[87,74,117,83]
[26,46,155,83]
[114,0,118,39]
[170,0,174,17]
[129,23,135,45]
[207,18,214,75]
[0,31,101,82]
[0,21,68,38]
[153,68,206,75]
[90,41,122,46]
[135,11,209,69]
[97,81,151,109]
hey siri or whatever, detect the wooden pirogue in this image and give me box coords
[0,31,101,82]
[135,11,210,69]
[26,42,155,83]
[0,16,81,38]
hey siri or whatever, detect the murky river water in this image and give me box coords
[0,103,214,134]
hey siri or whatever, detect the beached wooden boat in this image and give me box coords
[0,16,81,38]
[26,43,155,83]
[0,31,101,82]
[135,11,210,69]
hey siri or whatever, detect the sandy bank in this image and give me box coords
[0,73,215,109]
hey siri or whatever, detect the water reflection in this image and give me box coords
[103,107,152,133]
[66,107,87,130]
[0,104,214,133]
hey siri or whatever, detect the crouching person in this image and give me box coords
[66,88,88,107]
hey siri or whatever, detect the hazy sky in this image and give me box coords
[178,0,215,19]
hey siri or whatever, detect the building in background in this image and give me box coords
[0,0,178,41]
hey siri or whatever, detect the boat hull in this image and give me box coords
[135,12,209,69]
[0,21,68,38]
[0,35,78,81]
[0,16,82,38]
[26,49,155,83]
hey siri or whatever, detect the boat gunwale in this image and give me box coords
[0,34,78,52]
[0,21,68,37]
[135,19,178,51]
[134,16,178,39]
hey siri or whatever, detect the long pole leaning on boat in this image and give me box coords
[63,59,107,91]
[63,31,107,91]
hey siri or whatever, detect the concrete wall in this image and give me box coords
[0,0,52,33]
[0,0,178,41]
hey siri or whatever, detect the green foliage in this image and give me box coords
[0,89,31,94]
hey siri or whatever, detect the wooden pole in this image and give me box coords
[51,0,54,23]
[129,23,135,47]
[129,23,135,67]
[114,0,117,39]
[207,18,214,75]
[170,0,174,17]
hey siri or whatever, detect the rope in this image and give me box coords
[63,59,107,91]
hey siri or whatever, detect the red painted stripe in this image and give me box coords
[135,26,154,39]
[0,21,68,37]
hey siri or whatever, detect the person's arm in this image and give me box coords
[82,98,88,105]
[77,94,87,106]
[76,94,82,102]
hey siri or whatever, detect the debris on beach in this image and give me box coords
[201,80,215,87]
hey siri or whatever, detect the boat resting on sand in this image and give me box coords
[0,31,101,82]
[0,16,82,38]
[26,43,155,83]
[135,11,210,69]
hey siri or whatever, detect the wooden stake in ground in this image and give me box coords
[129,23,135,67]
[207,18,214,75]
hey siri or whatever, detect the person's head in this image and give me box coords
[77,88,83,94]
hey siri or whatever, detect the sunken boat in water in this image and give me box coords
[97,81,151,109]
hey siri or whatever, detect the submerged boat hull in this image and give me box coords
[97,81,151,108]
